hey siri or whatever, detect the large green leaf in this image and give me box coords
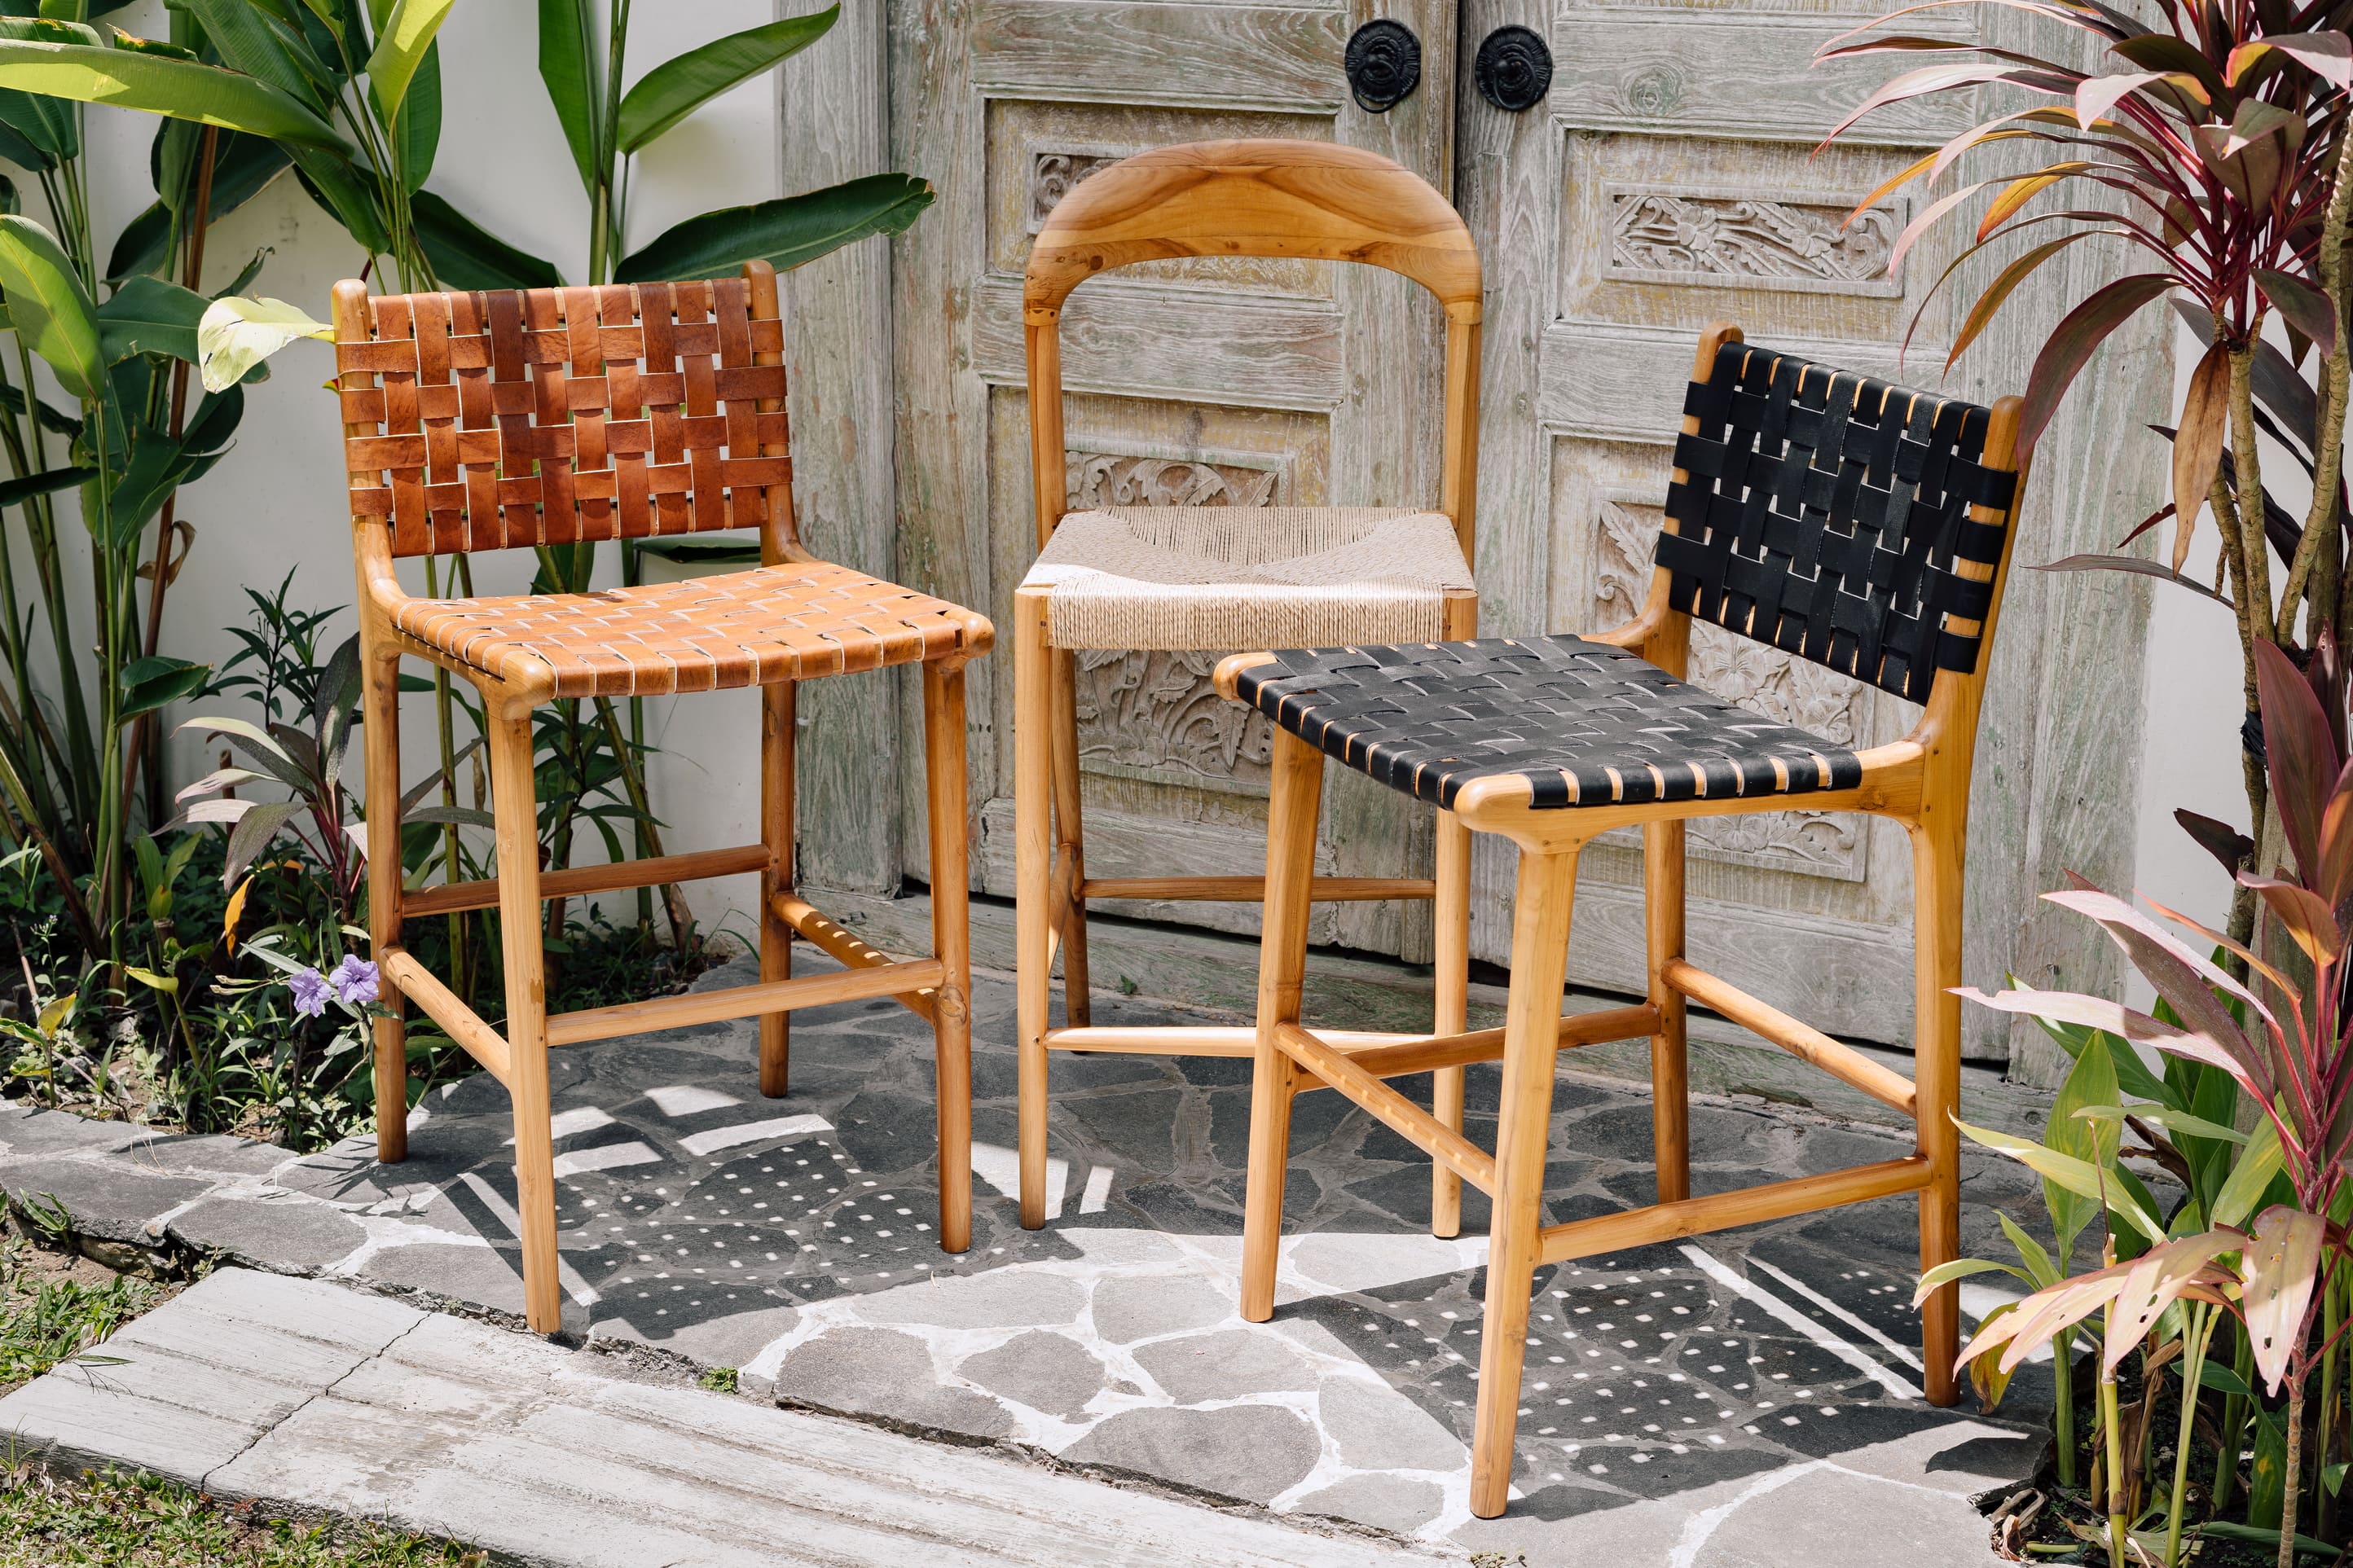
[411,190,561,290]
[617,173,933,282]
[0,463,90,507]
[367,0,455,125]
[117,654,209,722]
[97,275,209,364]
[0,84,74,165]
[2213,1117,2285,1229]
[615,4,836,153]
[177,0,338,114]
[2045,1032,2120,1268]
[0,37,350,150]
[108,130,292,281]
[288,145,389,253]
[536,0,599,197]
[0,213,100,399]
[392,37,438,191]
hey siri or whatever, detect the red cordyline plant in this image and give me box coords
[1821,0,2353,945]
[1959,636,2353,1567]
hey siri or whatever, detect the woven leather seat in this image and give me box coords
[1231,635,1861,810]
[393,560,985,699]
[1023,505,1473,651]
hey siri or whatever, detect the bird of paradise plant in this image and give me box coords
[1955,635,2353,1568]
[1819,0,2353,947]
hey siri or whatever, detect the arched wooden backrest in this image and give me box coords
[332,261,798,569]
[1023,138,1482,560]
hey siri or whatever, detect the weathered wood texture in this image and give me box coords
[781,0,903,891]
[973,1,1347,109]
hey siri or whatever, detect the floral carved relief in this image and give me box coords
[1606,187,1904,297]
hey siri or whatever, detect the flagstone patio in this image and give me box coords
[0,947,2050,1561]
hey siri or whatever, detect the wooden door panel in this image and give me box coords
[1549,12,1972,147]
[973,2,1347,108]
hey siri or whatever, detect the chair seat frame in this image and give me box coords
[338,262,990,1337]
[1215,322,2028,1517]
[1014,139,1487,1235]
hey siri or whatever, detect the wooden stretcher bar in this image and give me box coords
[1273,1021,1498,1195]
[545,959,946,1048]
[1660,958,1918,1117]
[772,893,937,1024]
[1078,876,1436,903]
[401,843,770,919]
[1536,1155,1933,1265]
[381,947,510,1085]
[1041,1023,1423,1056]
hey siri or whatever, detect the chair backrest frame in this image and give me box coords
[332,261,799,583]
[1651,324,2024,718]
[1022,138,1482,565]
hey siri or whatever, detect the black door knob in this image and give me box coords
[1474,25,1552,112]
[1344,20,1422,114]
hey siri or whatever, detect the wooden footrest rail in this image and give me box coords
[1079,876,1436,903]
[1041,1024,1423,1057]
[381,948,511,1086]
[382,944,943,1057]
[1659,959,1917,1116]
[400,843,772,919]
[1536,1155,1933,1264]
[772,894,938,1024]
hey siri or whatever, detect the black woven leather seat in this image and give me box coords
[1232,635,1863,809]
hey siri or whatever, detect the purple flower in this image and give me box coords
[329,955,380,1007]
[288,966,330,1019]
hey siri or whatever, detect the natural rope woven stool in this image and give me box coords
[1014,138,1481,1233]
[336,264,992,1336]
[1216,323,2028,1516]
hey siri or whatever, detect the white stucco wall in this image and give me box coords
[2128,321,2320,999]
[73,1,785,937]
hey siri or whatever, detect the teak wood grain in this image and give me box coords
[1012,138,1484,1232]
[336,261,991,1335]
[1229,322,2031,1516]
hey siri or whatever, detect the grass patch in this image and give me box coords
[0,1234,169,1395]
[0,1467,486,1566]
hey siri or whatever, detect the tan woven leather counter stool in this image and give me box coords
[335,262,991,1335]
[1216,323,2030,1516]
[1014,138,1481,1233]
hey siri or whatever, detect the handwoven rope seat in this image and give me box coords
[1023,505,1472,651]
[1233,635,1863,809]
[392,559,983,700]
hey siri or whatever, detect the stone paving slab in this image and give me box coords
[0,951,2051,1561]
[0,1270,1449,1568]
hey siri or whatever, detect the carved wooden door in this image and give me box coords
[1453,0,2160,1056]
[891,0,1461,960]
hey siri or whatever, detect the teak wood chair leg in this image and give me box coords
[1913,819,1964,1405]
[759,681,796,1098]
[488,704,564,1337]
[1014,590,1055,1230]
[1646,818,1690,1206]
[925,661,975,1254]
[1430,806,1471,1238]
[1048,643,1091,1027]
[1471,843,1583,1520]
[1241,728,1323,1324]
[361,624,407,1165]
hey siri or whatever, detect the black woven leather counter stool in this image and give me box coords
[1212,322,2026,1517]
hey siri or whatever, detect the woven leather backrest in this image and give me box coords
[336,279,792,557]
[1659,339,2018,705]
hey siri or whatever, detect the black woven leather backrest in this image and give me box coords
[1657,340,2018,705]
